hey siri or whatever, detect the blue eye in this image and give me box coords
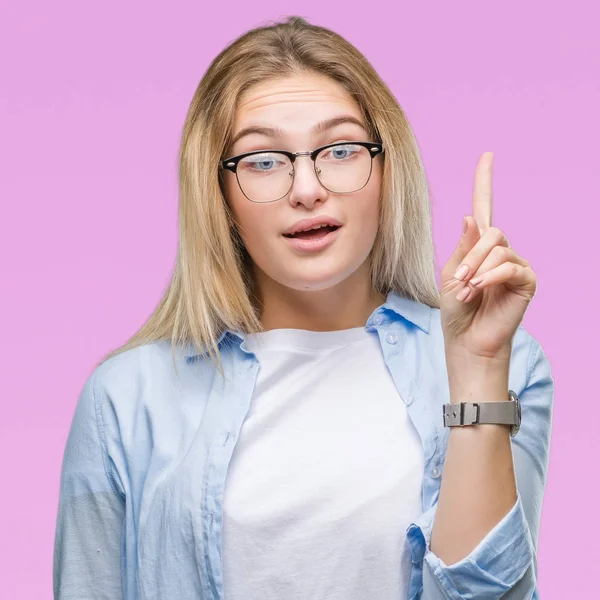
[240,153,288,172]
[324,144,361,161]
[253,159,275,171]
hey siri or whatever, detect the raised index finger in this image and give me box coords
[472,152,494,234]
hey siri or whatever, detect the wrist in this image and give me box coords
[445,349,510,404]
[444,341,512,366]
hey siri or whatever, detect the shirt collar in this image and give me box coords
[183,290,432,360]
[380,290,432,334]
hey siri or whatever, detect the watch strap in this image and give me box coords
[478,401,519,425]
[442,391,520,428]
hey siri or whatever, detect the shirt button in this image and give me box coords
[385,331,398,344]
[373,314,384,325]
[430,466,442,479]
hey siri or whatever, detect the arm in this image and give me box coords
[53,371,126,600]
[407,336,554,599]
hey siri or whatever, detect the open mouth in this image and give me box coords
[283,224,341,240]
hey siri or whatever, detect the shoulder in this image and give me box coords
[86,340,216,421]
[91,340,174,396]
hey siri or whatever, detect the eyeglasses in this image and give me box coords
[220,141,384,203]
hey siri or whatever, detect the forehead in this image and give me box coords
[234,73,364,132]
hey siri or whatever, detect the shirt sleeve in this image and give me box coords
[406,335,554,600]
[53,370,126,600]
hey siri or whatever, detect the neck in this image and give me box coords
[253,263,386,332]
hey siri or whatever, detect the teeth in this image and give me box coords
[299,224,329,232]
[284,223,337,236]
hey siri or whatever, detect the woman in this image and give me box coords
[53,16,554,600]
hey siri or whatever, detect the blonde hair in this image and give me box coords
[100,15,440,370]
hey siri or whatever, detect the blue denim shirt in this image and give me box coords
[53,291,554,600]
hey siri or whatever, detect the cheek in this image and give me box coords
[226,181,276,257]
[354,178,382,239]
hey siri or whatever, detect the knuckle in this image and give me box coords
[458,237,470,251]
[490,245,512,261]
[489,226,508,245]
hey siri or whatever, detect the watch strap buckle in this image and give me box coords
[443,402,479,427]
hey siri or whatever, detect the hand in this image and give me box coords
[440,152,538,361]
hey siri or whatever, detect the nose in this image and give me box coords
[287,156,329,209]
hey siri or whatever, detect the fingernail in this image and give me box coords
[469,275,484,286]
[454,264,470,281]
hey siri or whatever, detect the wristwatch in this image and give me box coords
[442,389,521,437]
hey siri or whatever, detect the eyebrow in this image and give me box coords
[230,115,368,147]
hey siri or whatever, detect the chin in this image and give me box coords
[275,265,358,293]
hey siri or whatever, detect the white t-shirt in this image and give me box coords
[222,326,425,599]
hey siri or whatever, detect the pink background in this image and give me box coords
[1,1,597,597]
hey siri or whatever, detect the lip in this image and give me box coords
[283,224,342,253]
[282,215,343,236]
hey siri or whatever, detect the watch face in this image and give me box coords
[509,390,521,436]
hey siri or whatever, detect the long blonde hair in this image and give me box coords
[101,15,440,370]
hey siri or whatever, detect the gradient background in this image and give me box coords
[1,1,597,598]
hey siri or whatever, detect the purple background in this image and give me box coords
[1,1,597,597]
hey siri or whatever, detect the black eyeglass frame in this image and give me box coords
[219,141,385,203]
